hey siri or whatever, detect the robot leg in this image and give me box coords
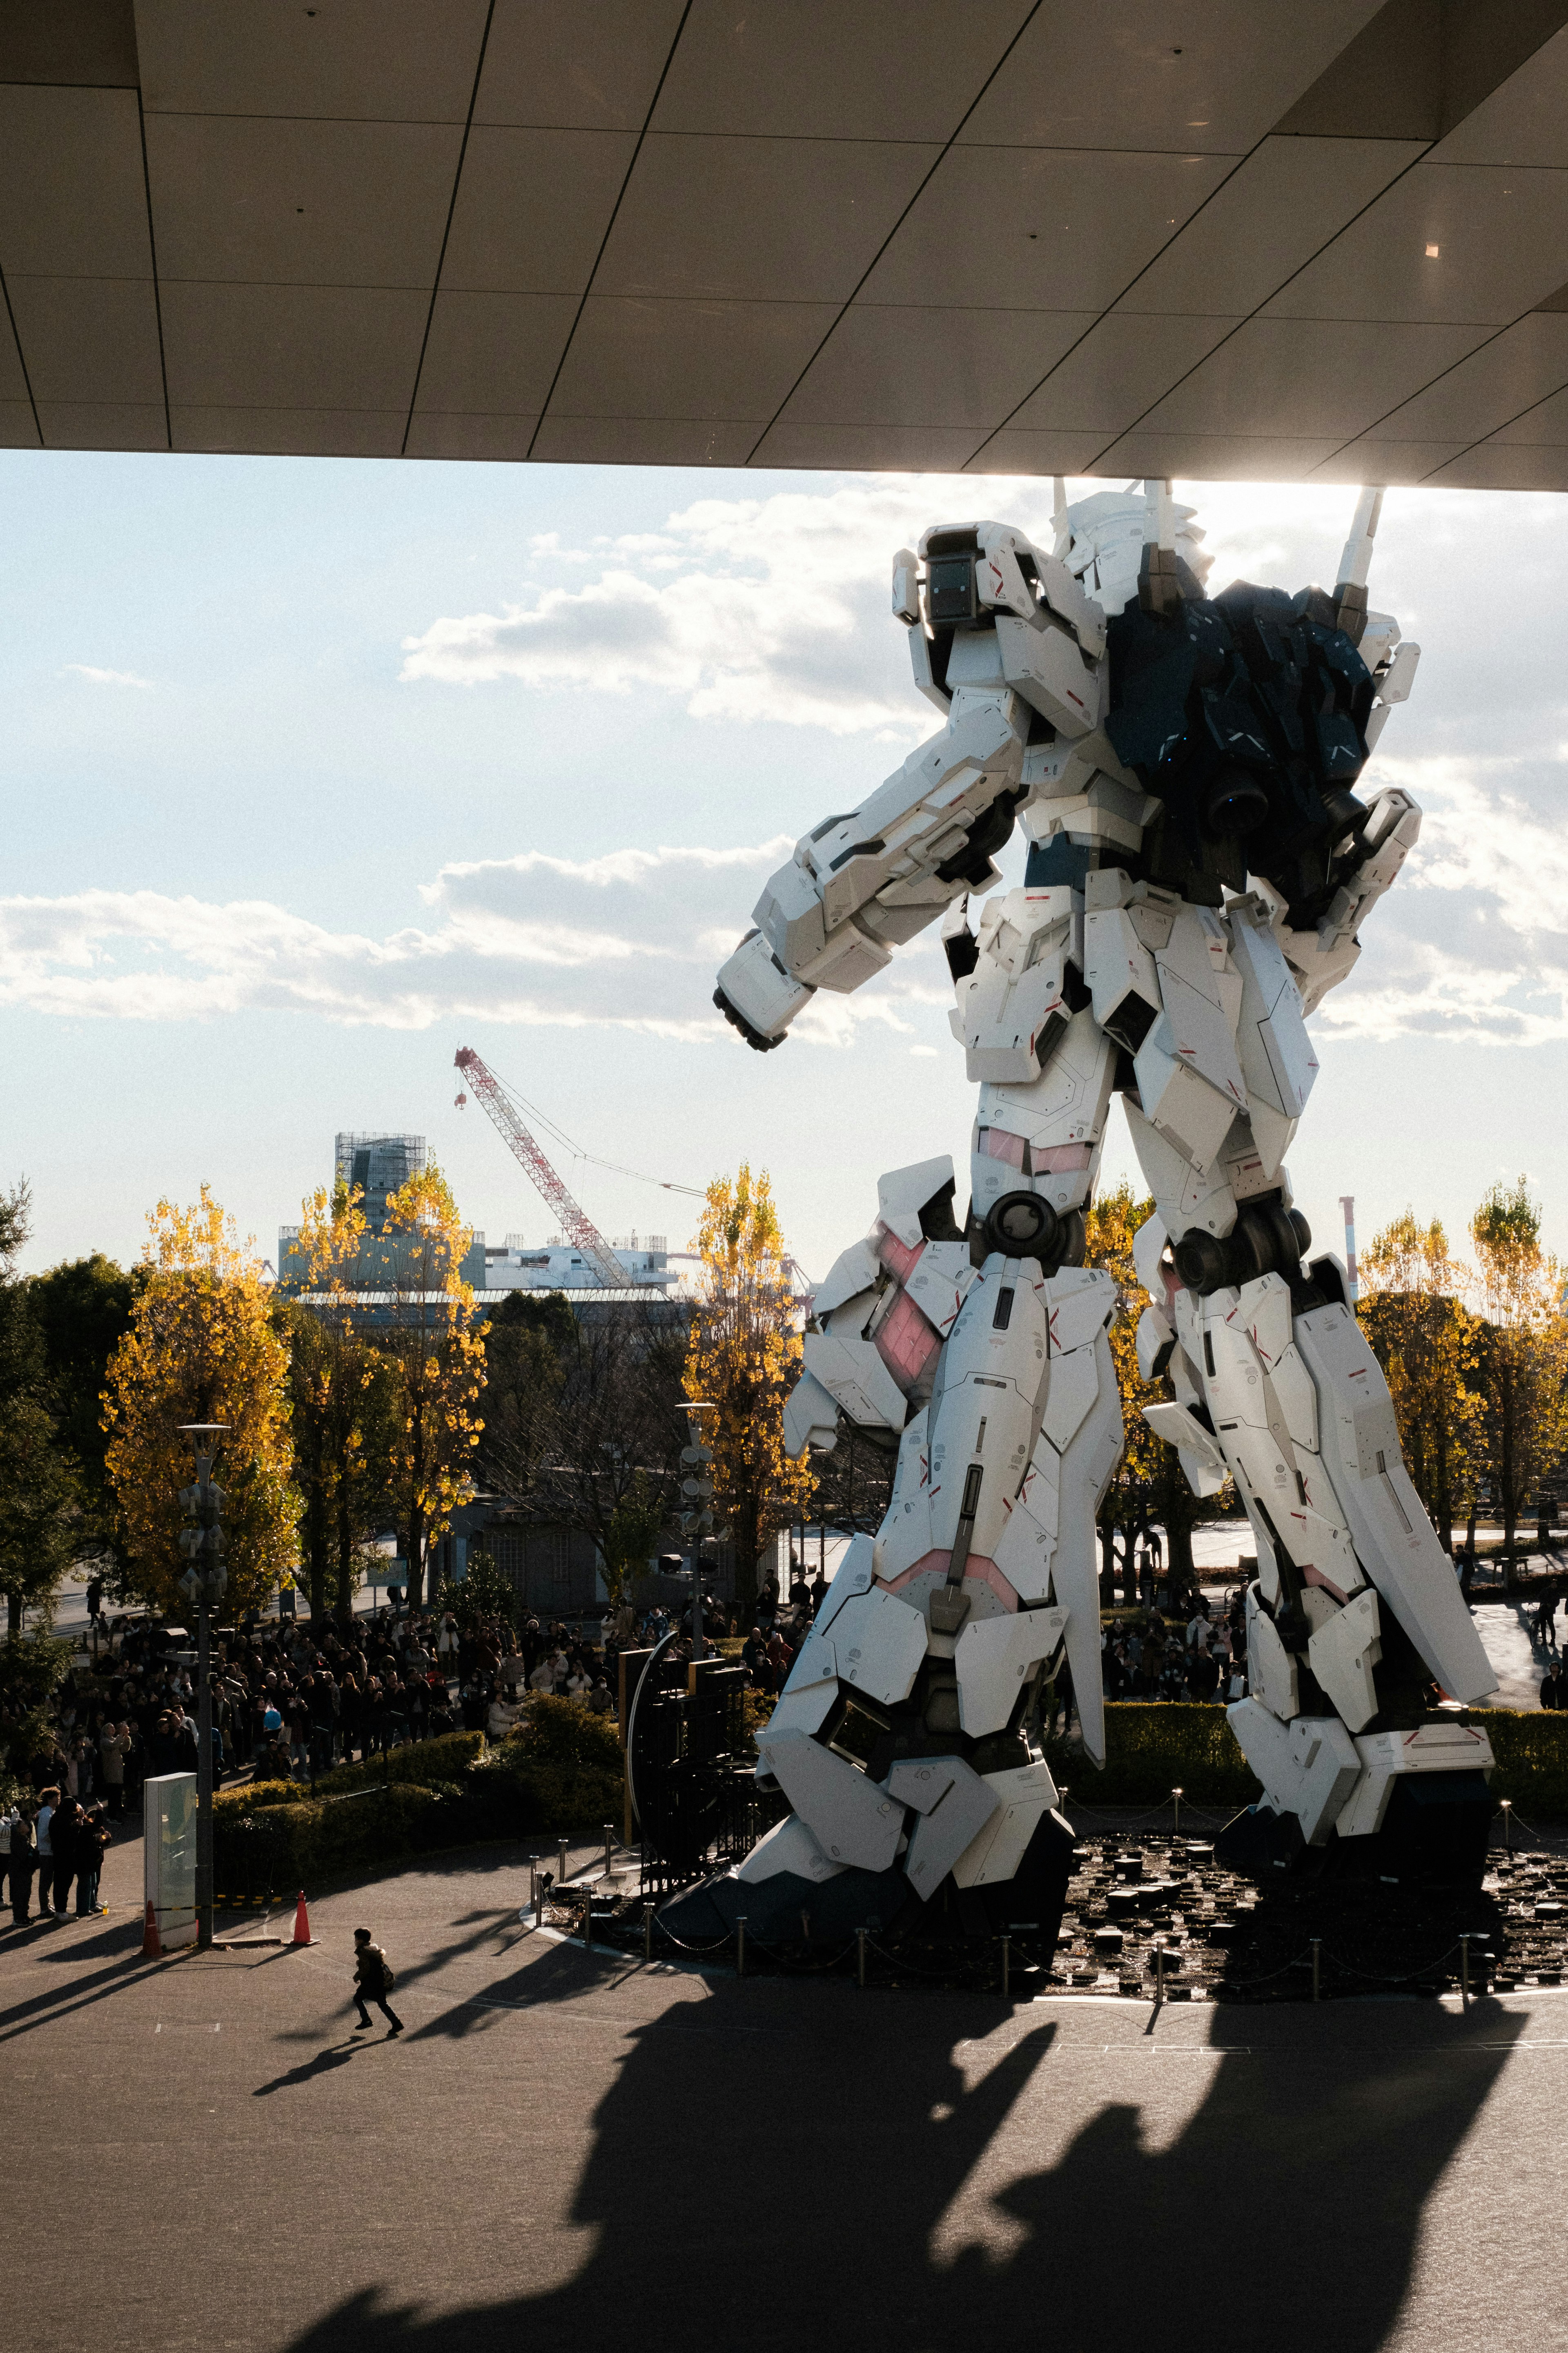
[1172,1267,1496,1880]
[665,1252,1120,1945]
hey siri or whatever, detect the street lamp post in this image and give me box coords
[178,1422,229,1952]
[680,1402,718,1663]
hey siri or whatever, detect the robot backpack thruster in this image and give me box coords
[668,482,1496,1951]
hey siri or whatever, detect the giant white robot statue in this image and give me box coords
[672,483,1497,1950]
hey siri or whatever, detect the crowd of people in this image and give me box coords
[1102,1591,1248,1705]
[0,1536,1255,1930]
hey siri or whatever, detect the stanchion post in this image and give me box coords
[644,1904,653,1964]
[559,1834,570,1885]
[1501,1800,1512,1854]
[583,1894,592,1952]
[1311,1938,1321,2001]
[604,1821,614,1882]
[857,1926,867,1989]
[1460,1934,1470,2006]
[1001,1934,1011,2000]
[1154,1941,1165,2004]
[736,1916,747,1979]
[1172,1786,1183,1839]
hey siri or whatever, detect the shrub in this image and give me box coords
[1476,1708,1568,1817]
[1051,1701,1568,1818]
[505,1694,621,1771]
[213,1779,298,1815]
[1048,1703,1256,1810]
[310,1729,486,1799]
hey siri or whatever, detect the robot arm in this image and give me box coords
[715,521,1107,1050]
[1270,784,1422,1018]
[713,695,1024,1049]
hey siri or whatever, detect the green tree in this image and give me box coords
[1470,1177,1568,1584]
[0,1182,84,1636]
[22,1250,138,1563]
[601,1472,665,1606]
[1358,1211,1485,1552]
[440,1544,515,1631]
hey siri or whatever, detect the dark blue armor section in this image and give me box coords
[1105,577,1378,925]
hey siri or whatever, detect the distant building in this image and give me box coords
[335,1132,425,1232]
[481,1233,675,1292]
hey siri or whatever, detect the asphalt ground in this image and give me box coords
[4,1827,1567,2353]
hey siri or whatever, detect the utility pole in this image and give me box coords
[178,1423,229,1952]
[679,1402,717,1664]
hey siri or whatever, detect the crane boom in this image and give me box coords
[453,1046,628,1290]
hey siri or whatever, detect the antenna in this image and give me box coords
[1332,486,1384,644]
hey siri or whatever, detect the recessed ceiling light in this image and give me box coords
[1425,243,1440,258]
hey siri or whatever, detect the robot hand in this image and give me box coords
[714,929,815,1052]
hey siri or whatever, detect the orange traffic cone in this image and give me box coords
[291,1889,313,1946]
[142,1899,161,1959]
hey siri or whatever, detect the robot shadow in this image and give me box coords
[283,1980,1525,2353]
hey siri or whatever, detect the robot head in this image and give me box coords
[1055,482,1215,616]
[1061,484,1211,615]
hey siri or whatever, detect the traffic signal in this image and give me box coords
[178,1450,228,1610]
[680,1439,715,1540]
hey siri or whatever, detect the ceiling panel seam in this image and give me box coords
[1055,143,1439,481]
[135,87,171,450]
[742,1,1046,466]
[523,2,696,463]
[0,265,41,443]
[400,0,497,458]
[1342,339,1568,482]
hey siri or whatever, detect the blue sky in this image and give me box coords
[4,453,1567,1287]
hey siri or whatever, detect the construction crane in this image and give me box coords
[453,1046,628,1290]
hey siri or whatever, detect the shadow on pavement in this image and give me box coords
[283,1974,1526,2353]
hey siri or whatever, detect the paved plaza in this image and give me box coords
[3,1829,1566,2353]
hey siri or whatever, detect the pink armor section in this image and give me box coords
[882,1551,1021,1613]
[873,1285,942,1394]
[875,1226,924,1283]
[978,1126,1026,1169]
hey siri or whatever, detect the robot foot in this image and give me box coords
[659,1858,913,1949]
[1216,1772,1492,1892]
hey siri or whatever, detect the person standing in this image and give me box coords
[34,1787,58,1917]
[9,1807,36,1924]
[49,1797,81,1918]
[99,1722,129,1818]
[351,1927,403,2035]
[75,1805,110,1914]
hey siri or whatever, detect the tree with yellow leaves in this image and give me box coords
[285,1182,401,1621]
[684,1165,814,1615]
[102,1188,298,1615]
[372,1162,488,1611]
[1357,1210,1485,1554]
[1084,1179,1227,1608]
[1468,1177,1568,1581]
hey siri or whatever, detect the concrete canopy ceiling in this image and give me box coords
[4,0,1568,486]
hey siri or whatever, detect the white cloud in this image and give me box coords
[0,836,943,1043]
[64,664,152,689]
[400,476,1066,736]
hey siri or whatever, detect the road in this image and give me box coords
[4,1828,1567,2353]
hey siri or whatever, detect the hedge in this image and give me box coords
[1047,1701,1568,1818]
[1047,1704,1256,1811]
[211,1716,626,1895]
[309,1730,486,1798]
